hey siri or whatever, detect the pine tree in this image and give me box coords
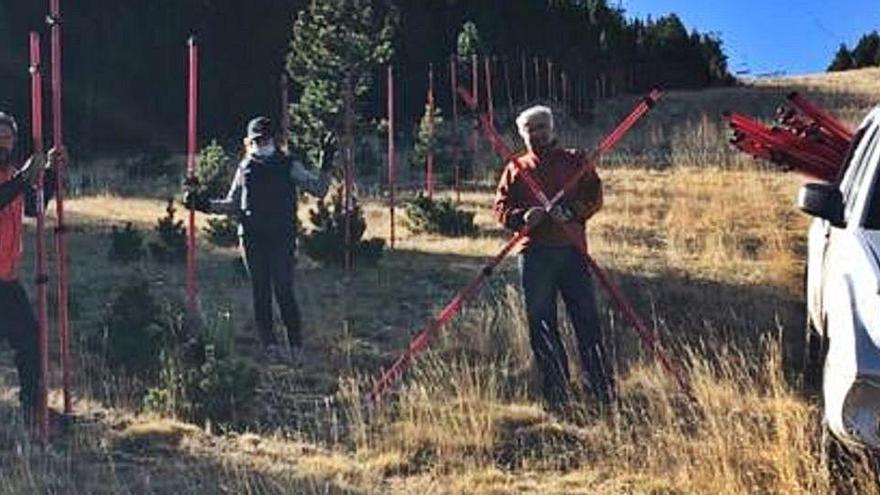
[828,44,855,72]
[286,0,397,165]
[852,31,880,68]
[457,21,482,59]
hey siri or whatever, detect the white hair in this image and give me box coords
[516,105,554,135]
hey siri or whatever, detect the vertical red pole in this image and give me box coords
[561,71,568,114]
[547,59,553,101]
[426,64,434,200]
[343,78,354,272]
[521,53,528,104]
[484,56,494,124]
[387,65,395,249]
[29,31,49,442]
[533,57,540,101]
[280,72,289,153]
[48,0,71,416]
[186,37,198,316]
[450,56,460,203]
[470,54,479,180]
[503,56,514,116]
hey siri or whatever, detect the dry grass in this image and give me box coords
[3,68,880,494]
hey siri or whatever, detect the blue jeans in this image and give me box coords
[519,245,614,407]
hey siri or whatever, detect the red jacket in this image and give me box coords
[0,167,24,281]
[494,147,602,252]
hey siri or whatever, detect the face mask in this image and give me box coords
[253,143,276,158]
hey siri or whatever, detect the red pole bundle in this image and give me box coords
[185,36,199,315]
[29,31,50,441]
[726,112,841,182]
[369,90,665,403]
[48,0,71,416]
[460,87,691,397]
[426,64,435,199]
[450,56,461,203]
[387,65,396,249]
[787,92,853,144]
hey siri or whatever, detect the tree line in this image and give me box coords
[0,1,732,157]
[828,31,880,72]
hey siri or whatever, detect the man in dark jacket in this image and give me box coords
[185,117,335,360]
[0,111,64,428]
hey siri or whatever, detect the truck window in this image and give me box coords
[842,125,879,218]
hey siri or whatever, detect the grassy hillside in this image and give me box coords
[2,68,880,494]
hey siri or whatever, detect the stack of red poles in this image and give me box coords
[726,92,854,182]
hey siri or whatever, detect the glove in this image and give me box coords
[549,203,574,223]
[318,131,338,172]
[183,189,210,213]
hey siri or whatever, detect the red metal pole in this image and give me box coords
[521,53,528,103]
[280,72,289,153]
[426,64,435,200]
[387,65,396,249]
[484,56,494,125]
[503,56,514,116]
[186,36,199,316]
[48,0,71,416]
[470,54,479,181]
[561,71,568,114]
[29,31,49,441]
[547,59,553,101]
[533,57,540,101]
[450,56,460,203]
[344,78,354,272]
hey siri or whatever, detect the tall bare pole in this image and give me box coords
[450,55,460,203]
[48,0,72,416]
[387,65,396,249]
[29,31,49,442]
[185,36,199,317]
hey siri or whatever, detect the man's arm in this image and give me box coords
[494,164,529,230]
[206,165,244,215]
[24,168,57,217]
[291,159,330,198]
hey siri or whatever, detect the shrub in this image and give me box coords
[108,222,146,263]
[100,279,181,377]
[204,216,239,248]
[194,140,237,198]
[149,199,187,263]
[301,185,384,265]
[144,324,258,426]
[404,194,477,236]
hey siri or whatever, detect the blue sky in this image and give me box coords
[619,0,880,76]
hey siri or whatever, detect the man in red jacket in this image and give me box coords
[0,111,64,429]
[494,105,613,411]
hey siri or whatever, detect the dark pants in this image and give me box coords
[519,245,614,408]
[240,234,302,348]
[0,280,41,419]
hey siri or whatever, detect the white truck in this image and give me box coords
[798,105,880,485]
